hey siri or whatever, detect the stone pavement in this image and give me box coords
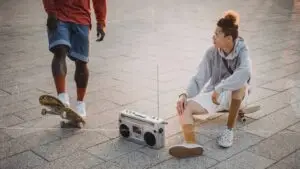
[0,0,300,168]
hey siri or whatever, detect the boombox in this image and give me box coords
[118,109,168,149]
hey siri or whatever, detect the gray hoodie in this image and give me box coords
[185,37,252,98]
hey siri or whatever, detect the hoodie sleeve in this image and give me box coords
[92,0,107,28]
[215,47,251,94]
[42,0,56,14]
[184,48,213,98]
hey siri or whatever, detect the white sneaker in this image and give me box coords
[76,101,87,118]
[217,128,234,148]
[169,142,204,158]
[57,93,70,107]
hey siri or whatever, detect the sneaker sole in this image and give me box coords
[169,145,203,158]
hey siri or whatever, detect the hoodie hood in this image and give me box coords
[218,37,246,60]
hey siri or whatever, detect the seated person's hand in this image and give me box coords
[177,94,187,115]
[212,91,220,105]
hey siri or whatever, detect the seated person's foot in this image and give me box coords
[217,128,233,148]
[57,93,70,107]
[169,142,203,158]
[76,101,87,118]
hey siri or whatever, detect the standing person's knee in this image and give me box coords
[52,45,69,60]
[75,60,88,72]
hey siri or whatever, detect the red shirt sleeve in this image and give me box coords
[42,0,56,14]
[92,0,107,27]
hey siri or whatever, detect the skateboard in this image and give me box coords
[39,94,86,128]
[193,105,261,123]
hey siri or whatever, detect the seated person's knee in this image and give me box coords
[231,86,246,100]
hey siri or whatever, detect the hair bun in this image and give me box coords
[223,10,240,26]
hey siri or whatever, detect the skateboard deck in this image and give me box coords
[193,105,261,123]
[39,94,86,128]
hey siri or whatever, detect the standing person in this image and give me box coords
[169,10,252,158]
[42,0,107,117]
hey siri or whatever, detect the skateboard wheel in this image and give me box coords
[240,117,247,123]
[60,121,66,128]
[77,122,84,129]
[41,109,47,115]
[61,111,67,119]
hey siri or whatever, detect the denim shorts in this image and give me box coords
[47,20,90,63]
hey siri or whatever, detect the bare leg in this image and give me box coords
[217,86,246,148]
[74,60,89,101]
[180,100,208,143]
[169,100,208,158]
[51,45,68,94]
[227,86,246,129]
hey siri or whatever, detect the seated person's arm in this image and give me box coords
[215,48,251,94]
[184,48,213,98]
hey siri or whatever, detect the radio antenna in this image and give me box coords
[157,64,160,119]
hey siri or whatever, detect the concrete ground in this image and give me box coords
[0,0,299,168]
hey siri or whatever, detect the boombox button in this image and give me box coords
[158,128,163,133]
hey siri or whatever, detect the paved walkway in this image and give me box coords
[0,0,299,168]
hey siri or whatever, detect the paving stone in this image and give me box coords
[94,88,155,106]
[148,155,218,169]
[166,132,212,147]
[0,138,28,160]
[148,88,184,107]
[123,99,157,117]
[255,61,300,86]
[0,89,9,97]
[0,114,24,127]
[288,122,300,132]
[247,87,278,104]
[33,151,103,169]
[0,151,47,169]
[194,114,254,139]
[87,138,143,161]
[203,130,263,161]
[164,116,182,137]
[0,90,46,107]
[248,130,300,161]
[137,147,172,166]
[90,163,121,169]
[13,106,43,121]
[32,131,109,161]
[267,150,300,169]
[255,53,300,74]
[85,99,120,115]
[3,116,63,138]
[261,77,300,92]
[0,99,36,117]
[242,106,300,138]
[98,121,120,139]
[245,91,291,119]
[109,151,158,169]
[0,130,12,143]
[209,151,275,169]
[84,111,119,129]
[14,130,60,150]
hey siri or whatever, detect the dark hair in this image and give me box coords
[217,10,239,40]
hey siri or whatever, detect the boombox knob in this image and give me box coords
[144,132,156,146]
[158,128,164,133]
[119,124,130,138]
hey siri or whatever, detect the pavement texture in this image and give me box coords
[0,0,300,168]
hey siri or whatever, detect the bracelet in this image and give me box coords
[179,93,187,98]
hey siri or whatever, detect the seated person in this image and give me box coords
[169,10,252,158]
